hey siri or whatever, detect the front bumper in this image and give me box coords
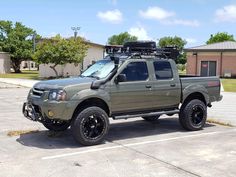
[22,98,78,122]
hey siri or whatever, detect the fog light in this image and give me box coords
[48,110,54,117]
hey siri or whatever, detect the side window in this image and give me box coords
[154,61,173,80]
[121,62,149,82]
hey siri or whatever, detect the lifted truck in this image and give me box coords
[23,41,222,146]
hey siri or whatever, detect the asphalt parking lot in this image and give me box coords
[0,84,236,177]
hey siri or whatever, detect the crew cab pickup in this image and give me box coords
[23,41,222,146]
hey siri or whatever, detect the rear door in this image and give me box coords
[201,61,208,76]
[110,60,154,114]
[151,60,181,109]
[209,61,217,76]
[201,61,217,76]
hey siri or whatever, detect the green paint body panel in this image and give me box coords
[25,59,222,121]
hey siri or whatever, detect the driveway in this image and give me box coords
[0,83,235,177]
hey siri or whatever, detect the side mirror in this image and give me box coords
[115,74,126,84]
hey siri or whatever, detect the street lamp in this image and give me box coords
[71,26,80,39]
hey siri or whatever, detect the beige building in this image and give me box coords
[20,60,37,70]
[0,52,11,74]
[39,41,104,78]
[185,41,236,77]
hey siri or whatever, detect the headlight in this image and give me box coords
[48,90,66,101]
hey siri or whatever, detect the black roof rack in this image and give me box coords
[105,41,180,60]
[123,41,156,54]
[155,46,180,60]
[105,45,123,54]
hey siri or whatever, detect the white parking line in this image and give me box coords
[42,129,236,160]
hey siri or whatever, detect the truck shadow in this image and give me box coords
[16,117,215,149]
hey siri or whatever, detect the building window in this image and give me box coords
[24,63,28,68]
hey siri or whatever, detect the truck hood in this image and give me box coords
[33,76,95,90]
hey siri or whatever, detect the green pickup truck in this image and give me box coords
[23,41,222,146]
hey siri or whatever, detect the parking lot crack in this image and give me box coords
[108,140,201,177]
[101,153,121,177]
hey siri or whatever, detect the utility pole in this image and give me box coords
[71,26,80,39]
[32,33,36,53]
[71,26,84,72]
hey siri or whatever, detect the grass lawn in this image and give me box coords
[0,70,39,80]
[178,70,186,75]
[221,79,236,92]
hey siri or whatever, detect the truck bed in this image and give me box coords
[180,75,222,104]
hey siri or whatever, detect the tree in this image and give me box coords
[33,35,88,77]
[206,32,235,44]
[158,36,187,64]
[108,32,137,45]
[0,20,36,73]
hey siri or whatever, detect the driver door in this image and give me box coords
[109,60,154,114]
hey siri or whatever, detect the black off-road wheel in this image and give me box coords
[179,99,207,131]
[71,106,109,146]
[42,120,70,131]
[142,115,160,121]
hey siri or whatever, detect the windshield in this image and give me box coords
[81,60,115,79]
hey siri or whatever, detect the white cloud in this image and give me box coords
[139,6,175,20]
[128,26,151,40]
[185,38,197,44]
[215,5,236,22]
[139,6,200,27]
[97,9,123,24]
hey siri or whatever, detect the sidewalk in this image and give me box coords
[208,91,236,126]
[0,78,39,88]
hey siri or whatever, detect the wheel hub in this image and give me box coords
[82,114,105,140]
[191,105,204,125]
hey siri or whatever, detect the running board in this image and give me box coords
[113,109,179,120]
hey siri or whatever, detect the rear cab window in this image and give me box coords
[153,60,173,80]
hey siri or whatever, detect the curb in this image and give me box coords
[0,78,39,88]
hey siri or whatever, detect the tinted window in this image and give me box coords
[154,61,173,79]
[121,62,148,82]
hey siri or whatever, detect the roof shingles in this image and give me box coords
[185,41,236,51]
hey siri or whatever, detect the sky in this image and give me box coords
[1,0,236,47]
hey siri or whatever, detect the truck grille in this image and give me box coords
[32,88,45,98]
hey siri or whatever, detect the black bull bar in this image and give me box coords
[22,102,41,121]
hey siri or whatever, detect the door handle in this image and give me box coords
[145,85,152,89]
[170,84,176,87]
